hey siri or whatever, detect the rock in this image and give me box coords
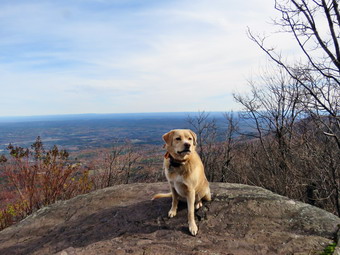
[0,182,339,255]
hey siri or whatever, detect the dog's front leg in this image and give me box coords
[168,187,178,218]
[187,189,198,236]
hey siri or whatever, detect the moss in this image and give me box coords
[320,243,336,255]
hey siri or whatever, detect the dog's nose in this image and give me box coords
[184,143,191,148]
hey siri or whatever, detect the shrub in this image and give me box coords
[0,137,92,230]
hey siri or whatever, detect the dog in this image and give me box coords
[152,129,211,236]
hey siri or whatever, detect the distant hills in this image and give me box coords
[0,112,241,154]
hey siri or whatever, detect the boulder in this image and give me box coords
[0,182,339,255]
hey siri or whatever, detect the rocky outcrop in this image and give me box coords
[0,182,339,255]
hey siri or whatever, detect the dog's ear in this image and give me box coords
[188,129,197,146]
[162,130,174,145]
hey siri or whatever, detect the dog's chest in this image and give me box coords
[166,169,184,183]
[165,164,189,197]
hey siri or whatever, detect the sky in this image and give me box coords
[0,0,287,117]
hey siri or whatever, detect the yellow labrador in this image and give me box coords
[152,129,211,236]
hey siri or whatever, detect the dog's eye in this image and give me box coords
[188,137,192,140]
[175,137,181,141]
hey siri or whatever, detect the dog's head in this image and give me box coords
[162,129,197,159]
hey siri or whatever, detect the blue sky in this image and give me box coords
[0,0,282,117]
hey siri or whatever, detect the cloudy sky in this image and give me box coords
[0,0,284,117]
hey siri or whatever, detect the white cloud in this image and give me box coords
[0,0,291,116]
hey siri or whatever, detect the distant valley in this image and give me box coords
[0,112,238,154]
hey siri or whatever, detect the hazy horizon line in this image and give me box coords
[0,111,236,123]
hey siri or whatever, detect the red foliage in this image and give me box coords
[0,137,92,230]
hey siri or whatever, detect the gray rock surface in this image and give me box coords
[0,182,339,255]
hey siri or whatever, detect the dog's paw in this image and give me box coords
[168,209,177,218]
[189,223,198,236]
[195,201,203,209]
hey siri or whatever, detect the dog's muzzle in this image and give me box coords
[177,143,191,154]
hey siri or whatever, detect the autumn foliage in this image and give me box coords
[0,137,164,231]
[0,137,91,230]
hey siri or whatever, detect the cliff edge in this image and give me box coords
[0,182,339,255]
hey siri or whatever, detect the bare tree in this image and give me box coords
[90,142,125,189]
[187,112,217,158]
[187,111,239,183]
[234,65,306,195]
[103,144,125,187]
[187,111,219,181]
[91,141,141,187]
[121,144,141,184]
[235,66,304,168]
[219,112,239,182]
[243,0,340,214]
[248,0,340,149]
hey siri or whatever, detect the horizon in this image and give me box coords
[0,111,232,123]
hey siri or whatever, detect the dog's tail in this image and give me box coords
[151,192,172,200]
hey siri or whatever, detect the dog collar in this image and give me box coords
[164,152,187,168]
